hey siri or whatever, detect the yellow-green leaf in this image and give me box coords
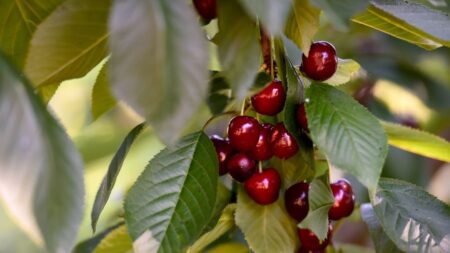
[381,121,450,162]
[92,225,133,253]
[284,0,321,54]
[207,243,250,253]
[235,188,298,253]
[188,204,236,253]
[25,0,111,87]
[325,59,362,86]
[92,62,117,120]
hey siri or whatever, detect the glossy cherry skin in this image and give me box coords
[210,135,234,175]
[251,80,286,116]
[270,123,299,159]
[193,0,217,20]
[228,116,261,152]
[249,123,274,161]
[227,153,256,182]
[284,182,309,222]
[300,41,338,81]
[244,168,281,205]
[298,224,333,251]
[296,103,309,132]
[328,179,355,220]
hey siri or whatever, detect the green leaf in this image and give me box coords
[24,0,111,87]
[352,1,450,50]
[325,59,362,86]
[204,183,232,231]
[207,73,231,115]
[125,132,218,252]
[36,83,60,104]
[337,243,377,253]
[188,204,236,253]
[238,0,292,35]
[207,243,250,253]
[360,204,404,253]
[91,62,117,120]
[310,0,369,30]
[235,187,299,253]
[109,0,209,145]
[381,121,450,162]
[91,123,146,232]
[306,83,388,191]
[92,225,133,253]
[0,0,64,67]
[73,223,123,253]
[298,176,334,240]
[0,52,84,252]
[371,178,450,253]
[284,0,321,54]
[217,0,260,102]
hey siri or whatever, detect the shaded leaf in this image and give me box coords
[24,0,111,87]
[92,225,133,253]
[235,187,299,253]
[306,83,388,191]
[0,52,84,253]
[325,59,362,86]
[125,132,218,253]
[0,0,64,67]
[36,83,60,104]
[371,178,450,253]
[204,183,232,231]
[285,0,321,54]
[73,223,123,253]
[188,204,236,253]
[91,123,146,232]
[92,62,117,120]
[216,0,260,102]
[207,73,231,115]
[310,0,369,30]
[381,121,450,162]
[109,0,208,144]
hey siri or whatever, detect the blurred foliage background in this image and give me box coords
[0,13,449,253]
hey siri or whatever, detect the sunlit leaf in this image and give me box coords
[109,0,208,144]
[24,0,111,87]
[73,223,123,253]
[325,59,362,86]
[125,132,218,253]
[0,52,84,253]
[92,225,133,253]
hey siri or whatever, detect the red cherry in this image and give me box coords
[227,153,256,182]
[193,0,217,20]
[244,168,281,205]
[328,179,355,220]
[270,123,299,159]
[251,80,286,116]
[296,103,309,132]
[249,123,274,161]
[228,116,261,152]
[210,135,234,175]
[298,224,332,251]
[284,182,309,222]
[300,41,338,81]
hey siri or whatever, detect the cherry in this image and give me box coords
[228,116,261,152]
[227,153,256,182]
[300,41,338,81]
[298,224,332,251]
[244,168,281,205]
[284,182,309,222]
[270,123,299,159]
[193,0,217,20]
[251,80,286,116]
[328,179,355,220]
[210,135,234,175]
[249,123,274,161]
[296,103,309,132]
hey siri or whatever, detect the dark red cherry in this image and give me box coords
[193,0,217,20]
[284,182,309,222]
[251,80,286,116]
[249,123,274,161]
[270,123,299,159]
[210,135,234,175]
[244,168,281,205]
[227,153,256,182]
[328,179,355,220]
[296,103,309,132]
[298,224,332,251]
[228,116,261,152]
[300,41,338,81]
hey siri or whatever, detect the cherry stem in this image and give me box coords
[270,36,275,80]
[201,111,239,131]
[258,161,263,173]
[240,98,247,116]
